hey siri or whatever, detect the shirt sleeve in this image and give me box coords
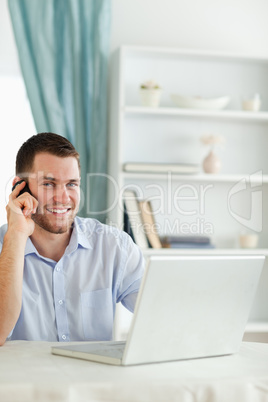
[116,233,145,313]
[0,225,6,252]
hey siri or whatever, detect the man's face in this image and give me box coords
[28,153,81,234]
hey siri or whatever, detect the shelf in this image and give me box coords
[142,248,268,257]
[122,172,268,184]
[122,45,268,64]
[124,106,268,123]
[245,322,268,333]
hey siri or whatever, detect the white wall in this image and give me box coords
[110,0,268,56]
[0,0,20,75]
[3,0,268,65]
[0,0,35,225]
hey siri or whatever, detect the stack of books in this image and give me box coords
[160,235,214,249]
[123,190,214,250]
[123,190,162,249]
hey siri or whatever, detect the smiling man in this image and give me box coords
[31,154,80,234]
[0,133,144,345]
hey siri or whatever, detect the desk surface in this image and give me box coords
[1,341,268,402]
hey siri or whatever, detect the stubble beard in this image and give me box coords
[31,207,76,234]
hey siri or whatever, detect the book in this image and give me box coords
[161,235,211,245]
[139,200,162,249]
[123,204,135,242]
[123,162,200,174]
[162,242,215,249]
[123,190,149,249]
[161,235,213,249]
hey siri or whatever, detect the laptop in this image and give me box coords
[51,255,265,366]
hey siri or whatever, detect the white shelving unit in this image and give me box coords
[122,172,267,183]
[108,45,268,340]
[124,105,268,122]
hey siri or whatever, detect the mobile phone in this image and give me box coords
[12,180,32,197]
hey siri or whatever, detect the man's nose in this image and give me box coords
[53,186,70,203]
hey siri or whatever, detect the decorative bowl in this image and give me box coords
[170,94,230,110]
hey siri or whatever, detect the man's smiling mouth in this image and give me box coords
[46,208,71,214]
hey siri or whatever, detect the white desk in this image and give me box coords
[1,341,268,402]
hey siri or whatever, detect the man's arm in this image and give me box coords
[0,181,37,345]
[116,233,145,313]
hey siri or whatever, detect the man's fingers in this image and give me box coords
[21,197,36,217]
[8,191,38,217]
[10,180,26,200]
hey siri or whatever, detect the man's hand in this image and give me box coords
[6,181,38,237]
[0,180,38,345]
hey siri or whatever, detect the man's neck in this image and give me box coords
[30,226,72,262]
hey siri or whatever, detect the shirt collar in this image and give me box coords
[25,237,37,256]
[68,217,93,252]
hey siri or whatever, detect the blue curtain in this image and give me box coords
[8,0,111,222]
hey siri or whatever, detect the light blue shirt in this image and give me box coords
[0,217,144,342]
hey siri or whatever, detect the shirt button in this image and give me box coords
[56,267,60,272]
[62,335,66,340]
[59,300,63,305]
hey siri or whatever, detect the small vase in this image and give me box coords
[140,89,162,107]
[203,150,221,174]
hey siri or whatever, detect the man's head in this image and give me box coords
[14,133,81,235]
[16,132,80,176]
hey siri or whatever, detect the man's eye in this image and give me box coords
[43,182,53,187]
[67,183,78,187]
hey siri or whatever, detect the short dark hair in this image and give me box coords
[16,132,80,175]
